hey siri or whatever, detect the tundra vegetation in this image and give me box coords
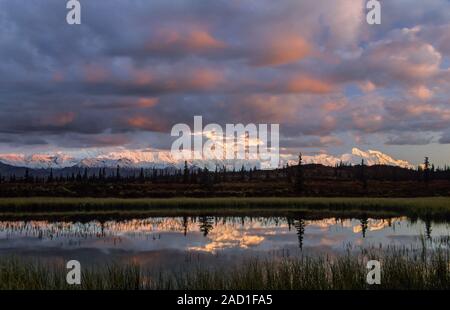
[1,242,449,290]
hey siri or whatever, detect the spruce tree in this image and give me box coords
[116,165,121,180]
[360,159,367,190]
[139,168,145,182]
[295,153,304,193]
[183,161,189,183]
[294,218,305,250]
[48,169,54,183]
[424,157,430,184]
[25,168,30,182]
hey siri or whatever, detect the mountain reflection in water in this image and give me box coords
[0,216,448,269]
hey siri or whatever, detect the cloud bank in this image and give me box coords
[0,0,450,165]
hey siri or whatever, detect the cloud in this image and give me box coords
[409,85,433,100]
[144,27,226,56]
[358,81,376,93]
[0,0,450,166]
[136,98,159,108]
[83,63,110,84]
[55,133,133,148]
[125,116,167,134]
[248,35,311,67]
[281,135,342,148]
[439,131,450,144]
[334,35,443,87]
[284,76,333,93]
[385,133,434,146]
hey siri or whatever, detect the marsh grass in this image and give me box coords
[0,197,450,221]
[1,246,449,290]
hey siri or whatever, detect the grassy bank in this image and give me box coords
[0,197,449,220]
[1,248,449,290]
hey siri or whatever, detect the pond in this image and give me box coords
[0,216,449,271]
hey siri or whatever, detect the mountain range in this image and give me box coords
[295,148,413,169]
[0,148,413,170]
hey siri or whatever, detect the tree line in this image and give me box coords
[1,156,450,189]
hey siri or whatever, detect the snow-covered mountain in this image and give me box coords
[0,153,79,169]
[284,148,413,169]
[0,147,413,170]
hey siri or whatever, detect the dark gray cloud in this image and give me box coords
[385,133,434,146]
[439,131,450,144]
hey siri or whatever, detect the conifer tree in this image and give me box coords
[424,157,430,184]
[48,168,54,183]
[139,168,145,181]
[183,161,189,183]
[295,153,304,193]
[360,159,367,190]
[294,218,305,250]
[116,165,121,180]
[25,168,30,182]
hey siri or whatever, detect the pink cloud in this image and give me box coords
[250,34,311,67]
[132,70,154,86]
[322,101,347,112]
[409,85,433,100]
[136,97,159,108]
[285,76,333,93]
[367,41,441,82]
[83,64,110,83]
[185,68,224,90]
[146,27,226,53]
[40,112,76,127]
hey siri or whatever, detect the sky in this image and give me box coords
[0,0,450,166]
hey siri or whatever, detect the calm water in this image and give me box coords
[0,216,449,269]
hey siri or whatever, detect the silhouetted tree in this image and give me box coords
[287,217,294,231]
[424,157,430,184]
[214,166,219,183]
[24,168,30,182]
[201,167,213,190]
[240,165,246,181]
[191,169,198,184]
[76,170,82,182]
[182,216,189,236]
[222,166,227,182]
[360,159,368,190]
[425,218,432,240]
[360,217,368,238]
[183,161,189,183]
[139,168,145,181]
[47,168,54,183]
[116,165,121,180]
[199,216,214,237]
[294,218,306,250]
[294,153,304,193]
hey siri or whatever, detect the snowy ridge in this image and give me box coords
[0,148,413,169]
[285,148,413,169]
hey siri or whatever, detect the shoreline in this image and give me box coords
[0,197,449,221]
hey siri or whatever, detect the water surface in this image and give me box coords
[0,216,448,270]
